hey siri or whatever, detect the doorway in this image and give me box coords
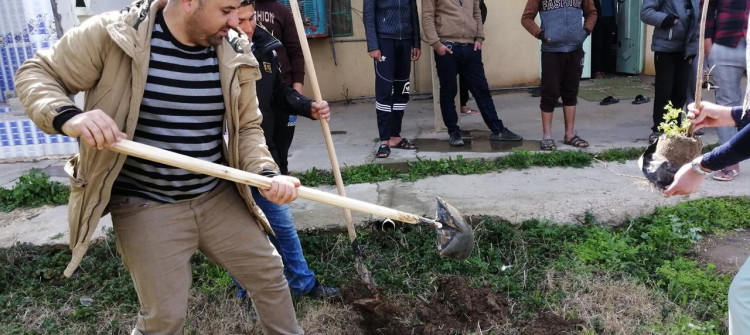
[588,0,644,78]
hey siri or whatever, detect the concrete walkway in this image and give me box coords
[3,80,749,248]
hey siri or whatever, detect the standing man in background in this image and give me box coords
[641,0,699,144]
[458,0,487,116]
[591,0,617,79]
[255,0,305,94]
[364,0,422,158]
[521,0,597,150]
[700,0,748,181]
[422,0,523,146]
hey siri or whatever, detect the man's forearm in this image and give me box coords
[702,119,750,170]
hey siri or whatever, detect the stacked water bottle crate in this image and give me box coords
[0,0,78,160]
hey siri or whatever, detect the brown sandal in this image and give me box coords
[390,138,418,150]
[540,138,556,151]
[563,135,589,148]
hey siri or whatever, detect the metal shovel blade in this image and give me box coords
[433,197,474,260]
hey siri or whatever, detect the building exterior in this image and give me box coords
[2,0,657,103]
[0,0,657,159]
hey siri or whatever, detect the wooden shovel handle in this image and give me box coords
[109,140,423,224]
[688,0,710,135]
[693,0,710,112]
[287,0,359,241]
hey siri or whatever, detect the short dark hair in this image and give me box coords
[240,0,255,6]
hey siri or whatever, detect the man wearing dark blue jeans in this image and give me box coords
[235,1,339,299]
[421,0,522,146]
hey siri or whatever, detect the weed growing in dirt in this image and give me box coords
[656,258,730,320]
[342,163,394,184]
[0,235,137,334]
[0,169,68,212]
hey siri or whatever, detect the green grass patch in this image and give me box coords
[0,169,69,212]
[291,146,722,186]
[294,150,595,185]
[2,197,742,333]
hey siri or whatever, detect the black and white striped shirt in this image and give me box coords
[112,11,224,203]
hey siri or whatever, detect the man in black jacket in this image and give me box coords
[234,0,339,299]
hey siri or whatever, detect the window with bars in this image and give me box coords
[329,0,352,37]
[281,0,352,38]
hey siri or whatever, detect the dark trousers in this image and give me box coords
[652,51,691,132]
[274,112,295,175]
[434,42,504,136]
[375,38,412,141]
[540,49,584,113]
[591,16,617,74]
[459,72,471,107]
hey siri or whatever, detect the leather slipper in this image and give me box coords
[390,138,418,150]
[632,95,650,104]
[600,96,619,105]
[376,144,390,158]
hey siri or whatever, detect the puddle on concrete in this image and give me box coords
[413,130,540,153]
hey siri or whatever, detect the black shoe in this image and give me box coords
[305,281,340,299]
[648,131,662,144]
[449,133,465,146]
[530,87,541,97]
[490,128,523,142]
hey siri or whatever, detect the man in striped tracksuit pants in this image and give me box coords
[364,0,422,158]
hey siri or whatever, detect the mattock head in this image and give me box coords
[433,197,474,260]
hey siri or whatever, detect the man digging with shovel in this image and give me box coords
[15,0,304,333]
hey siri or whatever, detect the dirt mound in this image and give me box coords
[341,275,583,334]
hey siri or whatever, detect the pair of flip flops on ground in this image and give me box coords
[376,138,417,158]
[599,95,650,105]
[540,135,589,150]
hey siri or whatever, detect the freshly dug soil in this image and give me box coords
[341,275,584,334]
[654,135,702,167]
